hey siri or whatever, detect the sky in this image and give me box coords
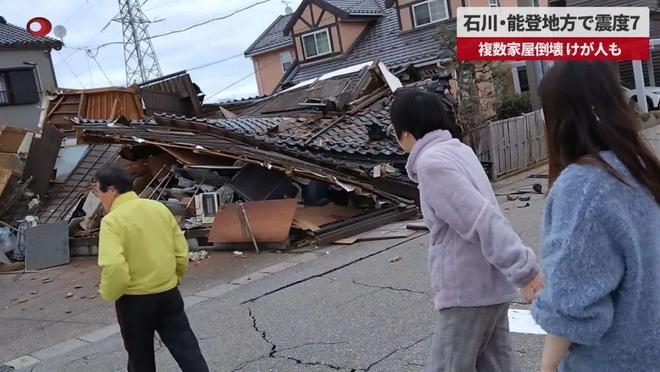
[1,0,303,102]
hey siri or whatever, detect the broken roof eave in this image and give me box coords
[77,126,413,205]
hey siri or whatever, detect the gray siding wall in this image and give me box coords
[0,48,57,129]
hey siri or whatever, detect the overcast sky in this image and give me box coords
[2,0,302,101]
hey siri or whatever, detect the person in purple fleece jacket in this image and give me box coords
[389,88,543,372]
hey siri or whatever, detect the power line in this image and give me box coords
[206,57,281,101]
[56,50,86,88]
[87,50,115,86]
[206,51,288,101]
[187,54,243,72]
[69,0,271,54]
[86,52,95,87]
[207,71,257,101]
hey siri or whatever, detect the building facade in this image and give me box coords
[245,0,548,96]
[0,16,62,129]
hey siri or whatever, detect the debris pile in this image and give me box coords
[0,63,452,271]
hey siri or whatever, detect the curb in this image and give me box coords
[4,253,315,370]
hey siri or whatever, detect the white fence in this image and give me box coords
[466,110,547,180]
[466,111,660,180]
[642,123,660,158]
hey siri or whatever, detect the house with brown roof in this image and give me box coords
[0,16,62,129]
[245,0,550,96]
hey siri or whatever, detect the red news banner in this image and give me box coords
[456,7,650,61]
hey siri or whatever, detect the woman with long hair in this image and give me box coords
[390,88,543,372]
[531,61,660,372]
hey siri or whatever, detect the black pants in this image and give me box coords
[115,287,209,372]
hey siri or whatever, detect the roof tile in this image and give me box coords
[244,14,293,56]
[0,17,63,49]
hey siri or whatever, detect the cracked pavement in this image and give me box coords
[9,169,548,371]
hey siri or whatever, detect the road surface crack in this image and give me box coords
[241,235,426,304]
[232,308,356,371]
[351,280,429,295]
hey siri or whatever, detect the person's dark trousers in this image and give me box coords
[115,287,209,372]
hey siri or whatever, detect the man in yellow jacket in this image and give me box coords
[95,165,208,372]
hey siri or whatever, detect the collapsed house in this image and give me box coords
[0,62,451,270]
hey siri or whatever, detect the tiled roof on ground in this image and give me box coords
[284,0,454,84]
[244,14,294,56]
[154,109,404,160]
[0,16,63,49]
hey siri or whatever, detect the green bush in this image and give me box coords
[494,92,533,121]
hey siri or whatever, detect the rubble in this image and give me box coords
[0,62,446,271]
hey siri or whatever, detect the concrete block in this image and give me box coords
[183,295,207,309]
[195,284,239,298]
[76,324,120,343]
[31,338,89,360]
[230,271,270,285]
[5,355,40,369]
[287,252,318,263]
[258,261,299,274]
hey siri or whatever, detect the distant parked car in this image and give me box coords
[622,86,660,111]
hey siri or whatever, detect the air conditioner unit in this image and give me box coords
[194,192,221,224]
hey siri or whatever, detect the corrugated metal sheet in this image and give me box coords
[39,144,121,224]
[139,72,202,116]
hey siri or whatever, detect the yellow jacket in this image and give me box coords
[98,192,189,302]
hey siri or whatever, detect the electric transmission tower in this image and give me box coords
[114,0,162,85]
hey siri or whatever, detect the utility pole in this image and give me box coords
[114,0,162,85]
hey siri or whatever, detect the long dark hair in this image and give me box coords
[539,61,660,203]
[389,88,463,141]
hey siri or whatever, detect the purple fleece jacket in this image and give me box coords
[407,129,539,310]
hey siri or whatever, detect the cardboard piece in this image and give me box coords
[0,153,22,171]
[25,221,70,270]
[0,126,29,153]
[208,199,297,243]
[334,229,415,245]
[293,204,362,232]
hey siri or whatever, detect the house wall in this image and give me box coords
[338,21,368,51]
[252,46,295,95]
[395,0,460,31]
[289,2,370,65]
[0,48,57,129]
[395,0,548,32]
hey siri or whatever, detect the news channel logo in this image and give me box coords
[26,17,66,40]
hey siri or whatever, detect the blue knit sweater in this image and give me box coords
[531,152,660,372]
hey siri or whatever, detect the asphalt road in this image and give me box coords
[7,167,549,372]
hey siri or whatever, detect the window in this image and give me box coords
[412,0,449,28]
[532,0,540,6]
[302,29,331,59]
[517,66,530,92]
[0,74,8,104]
[489,0,499,6]
[0,68,39,106]
[280,51,293,72]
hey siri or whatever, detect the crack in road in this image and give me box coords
[351,280,430,296]
[241,235,426,304]
[231,308,355,371]
[359,349,398,371]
